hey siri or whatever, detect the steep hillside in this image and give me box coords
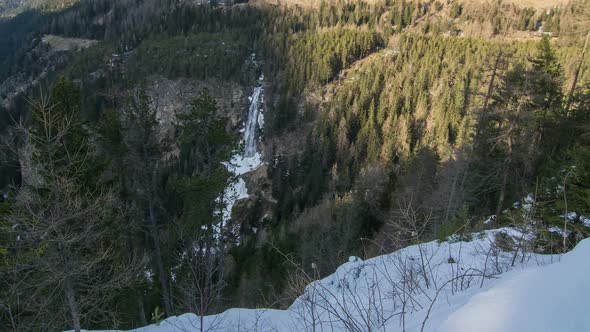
[95,228,590,331]
[0,0,79,17]
[467,0,569,10]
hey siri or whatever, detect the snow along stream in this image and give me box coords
[215,61,265,238]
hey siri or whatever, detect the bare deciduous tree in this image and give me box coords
[1,95,139,332]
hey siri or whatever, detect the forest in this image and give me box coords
[0,0,589,331]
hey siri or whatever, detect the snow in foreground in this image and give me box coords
[88,229,590,332]
[439,237,590,332]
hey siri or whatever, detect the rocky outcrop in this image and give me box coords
[136,77,250,161]
[227,164,275,240]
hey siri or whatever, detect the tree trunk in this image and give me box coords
[495,167,508,221]
[126,236,148,326]
[459,50,502,197]
[144,162,172,317]
[476,50,502,138]
[495,136,513,219]
[137,294,147,327]
[564,30,590,117]
[443,172,458,225]
[148,201,172,316]
[64,277,81,332]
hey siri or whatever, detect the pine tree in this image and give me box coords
[1,93,135,332]
[171,88,235,320]
[122,83,173,316]
[530,35,563,131]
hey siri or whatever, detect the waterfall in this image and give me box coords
[177,76,265,273]
[244,86,262,157]
[214,68,265,240]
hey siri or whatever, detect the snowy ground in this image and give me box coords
[439,237,590,332]
[216,152,263,223]
[84,228,590,331]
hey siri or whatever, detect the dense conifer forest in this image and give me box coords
[0,0,589,330]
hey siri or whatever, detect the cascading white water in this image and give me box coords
[176,78,265,275]
[244,86,262,157]
[176,58,264,280]
[213,68,265,240]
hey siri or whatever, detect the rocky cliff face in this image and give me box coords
[146,77,250,159]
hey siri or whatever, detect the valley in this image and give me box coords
[0,0,589,331]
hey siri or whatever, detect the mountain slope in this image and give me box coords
[0,0,78,17]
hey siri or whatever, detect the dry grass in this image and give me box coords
[254,0,570,10]
[464,0,569,10]
[42,34,97,52]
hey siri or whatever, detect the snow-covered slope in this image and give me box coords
[87,229,590,332]
[439,237,590,332]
